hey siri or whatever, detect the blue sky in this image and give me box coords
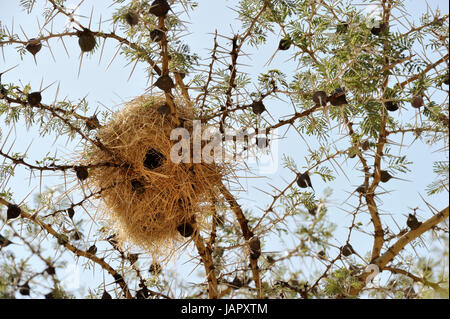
[0,0,449,297]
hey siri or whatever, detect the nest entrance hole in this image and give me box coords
[144,148,166,170]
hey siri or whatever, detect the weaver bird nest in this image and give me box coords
[80,95,230,253]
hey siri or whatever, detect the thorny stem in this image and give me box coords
[198,31,219,117]
[200,85,278,124]
[0,31,163,76]
[342,113,384,261]
[398,54,449,89]
[402,14,449,37]
[219,183,262,298]
[367,0,393,261]
[42,187,107,219]
[43,0,163,74]
[157,16,180,126]
[208,200,218,250]
[255,148,345,238]
[349,206,449,296]
[219,2,268,133]
[174,72,192,109]
[106,239,171,299]
[384,266,448,294]
[4,94,113,157]
[0,197,133,299]
[0,148,124,173]
[192,229,219,299]
[220,35,239,133]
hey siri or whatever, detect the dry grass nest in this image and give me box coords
[80,95,232,253]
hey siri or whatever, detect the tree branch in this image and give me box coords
[0,197,133,299]
[350,206,449,296]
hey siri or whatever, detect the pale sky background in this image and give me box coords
[0,0,448,298]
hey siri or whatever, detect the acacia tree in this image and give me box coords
[0,0,448,299]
